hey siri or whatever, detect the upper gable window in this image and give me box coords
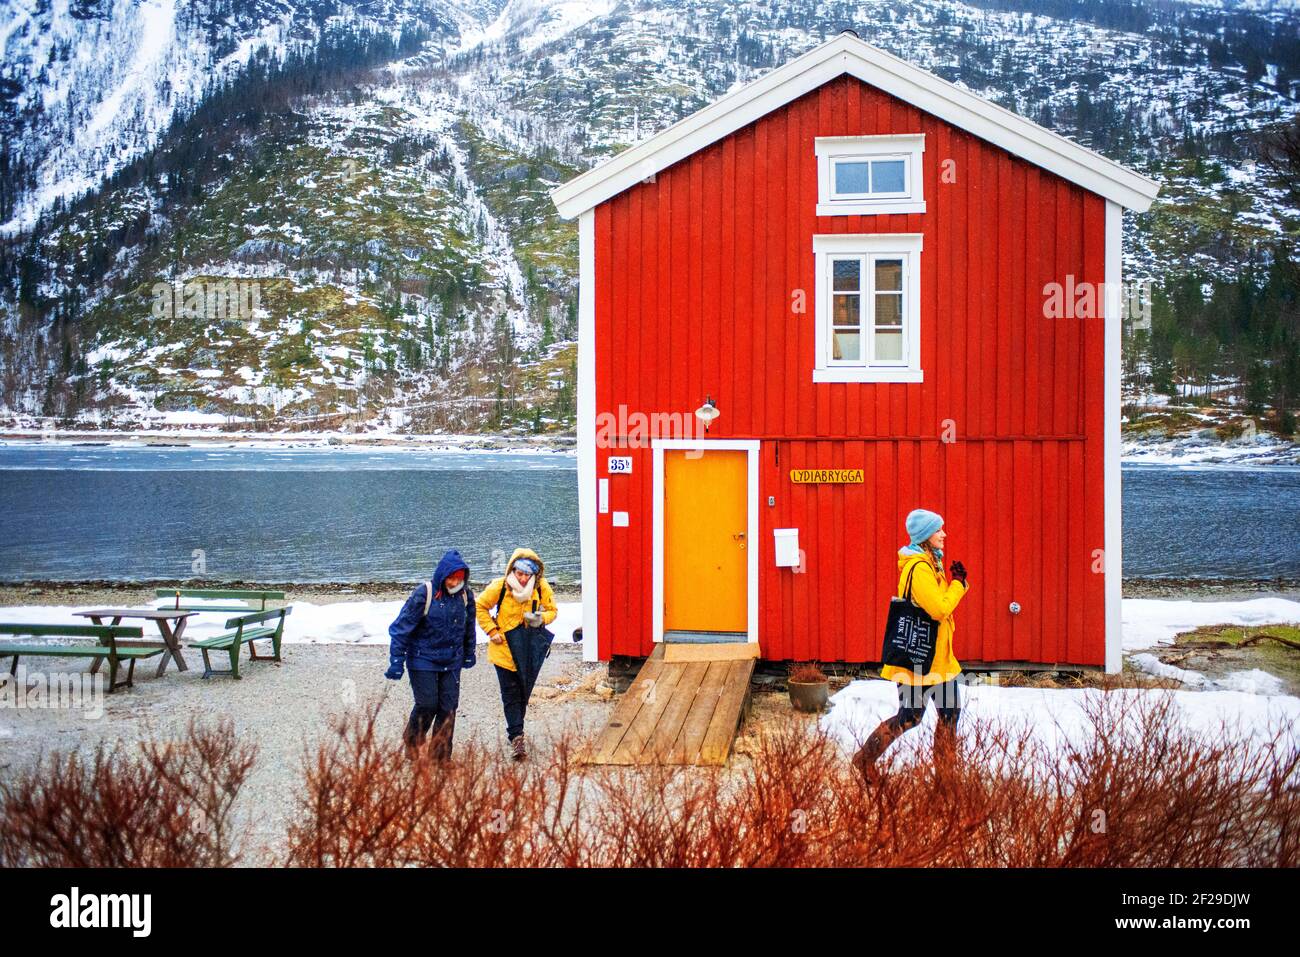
[815,134,926,216]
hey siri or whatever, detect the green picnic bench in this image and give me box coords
[188,607,292,680]
[155,588,286,614]
[0,623,164,693]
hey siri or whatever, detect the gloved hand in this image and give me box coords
[463,653,477,669]
[523,611,543,628]
[385,658,405,680]
[949,560,969,587]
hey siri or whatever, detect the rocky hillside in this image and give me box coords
[0,0,1296,437]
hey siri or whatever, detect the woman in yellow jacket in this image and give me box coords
[852,509,970,785]
[475,547,558,760]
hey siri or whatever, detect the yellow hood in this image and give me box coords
[507,546,544,579]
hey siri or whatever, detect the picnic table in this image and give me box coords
[73,608,195,678]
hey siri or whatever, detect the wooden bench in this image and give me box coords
[155,588,286,614]
[0,623,164,693]
[188,608,291,679]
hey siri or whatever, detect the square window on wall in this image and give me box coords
[815,134,925,216]
[812,233,923,384]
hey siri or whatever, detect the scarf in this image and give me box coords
[901,543,944,569]
[507,569,536,603]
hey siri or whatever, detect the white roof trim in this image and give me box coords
[550,33,1160,219]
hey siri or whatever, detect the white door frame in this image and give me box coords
[651,438,760,645]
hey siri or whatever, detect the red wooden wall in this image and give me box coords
[592,73,1108,666]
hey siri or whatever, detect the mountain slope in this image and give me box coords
[0,0,1296,435]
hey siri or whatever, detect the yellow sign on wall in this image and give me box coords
[789,468,864,484]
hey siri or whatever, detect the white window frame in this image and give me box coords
[815,134,926,216]
[812,233,923,384]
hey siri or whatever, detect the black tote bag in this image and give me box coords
[880,560,939,673]
[493,579,554,697]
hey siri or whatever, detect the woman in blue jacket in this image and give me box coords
[385,549,477,758]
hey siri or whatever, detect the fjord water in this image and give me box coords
[0,444,1295,583]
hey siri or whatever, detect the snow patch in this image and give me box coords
[1122,597,1300,651]
[821,678,1299,780]
[0,600,583,649]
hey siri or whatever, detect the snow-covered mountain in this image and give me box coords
[1,0,1296,435]
[0,1,493,234]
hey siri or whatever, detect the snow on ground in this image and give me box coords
[1121,438,1300,468]
[0,600,583,649]
[0,596,1291,657]
[0,432,576,456]
[455,0,616,55]
[1122,597,1300,651]
[1128,653,1287,694]
[821,678,1299,779]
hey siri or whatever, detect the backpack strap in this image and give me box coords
[493,579,508,619]
[424,580,434,616]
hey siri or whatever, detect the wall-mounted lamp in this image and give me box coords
[694,396,720,433]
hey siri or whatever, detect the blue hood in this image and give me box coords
[432,549,470,593]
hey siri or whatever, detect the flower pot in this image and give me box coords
[788,679,829,713]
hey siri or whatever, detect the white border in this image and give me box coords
[1104,201,1123,673]
[651,438,761,646]
[812,233,924,383]
[577,210,598,663]
[550,33,1159,219]
[815,133,925,216]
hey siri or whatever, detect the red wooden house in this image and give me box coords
[551,33,1159,672]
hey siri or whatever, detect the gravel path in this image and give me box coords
[0,642,612,860]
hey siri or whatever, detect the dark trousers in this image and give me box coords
[494,664,528,741]
[853,678,962,781]
[895,677,962,726]
[405,668,460,758]
[494,626,552,742]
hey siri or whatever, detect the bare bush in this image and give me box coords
[5,689,1293,867]
[284,691,1298,868]
[0,719,257,867]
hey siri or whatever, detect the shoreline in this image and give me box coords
[0,579,586,606]
[0,428,576,454]
[1,428,1297,468]
[1,577,1296,607]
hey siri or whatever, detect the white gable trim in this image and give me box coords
[550,33,1159,219]
[1104,200,1123,674]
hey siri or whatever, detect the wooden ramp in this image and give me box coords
[584,645,755,766]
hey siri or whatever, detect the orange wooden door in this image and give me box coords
[663,449,748,635]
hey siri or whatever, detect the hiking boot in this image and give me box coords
[852,747,885,788]
[511,734,527,762]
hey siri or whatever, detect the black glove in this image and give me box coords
[949,560,969,586]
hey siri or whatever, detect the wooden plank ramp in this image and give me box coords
[584,645,756,766]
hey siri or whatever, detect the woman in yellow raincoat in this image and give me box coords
[852,509,970,785]
[475,547,558,760]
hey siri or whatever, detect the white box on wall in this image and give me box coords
[773,528,800,567]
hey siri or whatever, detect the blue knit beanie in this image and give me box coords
[905,509,944,547]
